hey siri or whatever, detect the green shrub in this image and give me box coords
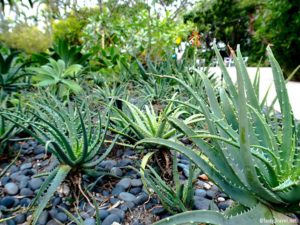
[0,24,52,54]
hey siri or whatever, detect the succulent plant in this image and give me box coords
[140,152,199,214]
[1,96,117,224]
[0,51,31,101]
[28,58,83,99]
[110,94,203,144]
[138,44,300,224]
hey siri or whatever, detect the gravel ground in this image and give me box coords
[0,140,234,225]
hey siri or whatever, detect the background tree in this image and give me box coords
[254,0,300,78]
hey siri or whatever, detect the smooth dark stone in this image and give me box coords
[46,219,60,225]
[29,178,43,190]
[100,160,117,170]
[4,182,19,195]
[124,170,137,178]
[211,185,219,192]
[13,198,19,208]
[19,178,28,189]
[21,169,35,176]
[131,179,142,187]
[6,219,16,225]
[117,159,133,167]
[124,201,135,209]
[14,214,26,224]
[20,188,34,196]
[109,208,125,220]
[116,178,131,189]
[110,198,119,205]
[49,208,58,219]
[9,166,19,174]
[20,163,32,171]
[145,202,153,210]
[34,145,45,154]
[102,214,120,225]
[178,159,189,165]
[52,197,61,206]
[98,209,109,220]
[54,212,68,223]
[13,174,27,182]
[120,205,128,211]
[79,211,90,219]
[130,187,142,195]
[112,186,125,196]
[151,206,165,215]
[206,190,217,200]
[196,180,206,188]
[102,190,110,197]
[134,192,148,205]
[0,196,15,208]
[37,211,48,225]
[28,140,37,147]
[84,218,96,225]
[1,176,10,185]
[19,198,31,207]
[118,192,136,202]
[195,189,206,197]
[218,200,234,211]
[193,196,211,210]
[219,193,228,198]
[35,154,45,160]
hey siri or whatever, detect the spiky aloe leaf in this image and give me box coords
[153,203,293,225]
[31,165,71,225]
[137,138,257,207]
[230,46,283,204]
[267,46,296,174]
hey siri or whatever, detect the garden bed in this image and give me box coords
[0,139,232,225]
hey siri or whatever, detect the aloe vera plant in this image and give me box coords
[0,51,31,100]
[110,95,203,144]
[138,45,300,224]
[1,97,116,225]
[0,115,20,155]
[141,152,198,214]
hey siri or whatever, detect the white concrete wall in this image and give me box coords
[208,67,300,119]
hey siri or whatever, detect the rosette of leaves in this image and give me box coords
[28,58,83,99]
[1,97,117,225]
[94,82,128,110]
[110,95,203,144]
[138,44,300,224]
[32,39,90,67]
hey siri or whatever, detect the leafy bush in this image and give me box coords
[254,0,300,79]
[0,24,52,54]
[138,44,300,224]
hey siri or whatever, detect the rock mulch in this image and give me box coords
[0,141,232,225]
